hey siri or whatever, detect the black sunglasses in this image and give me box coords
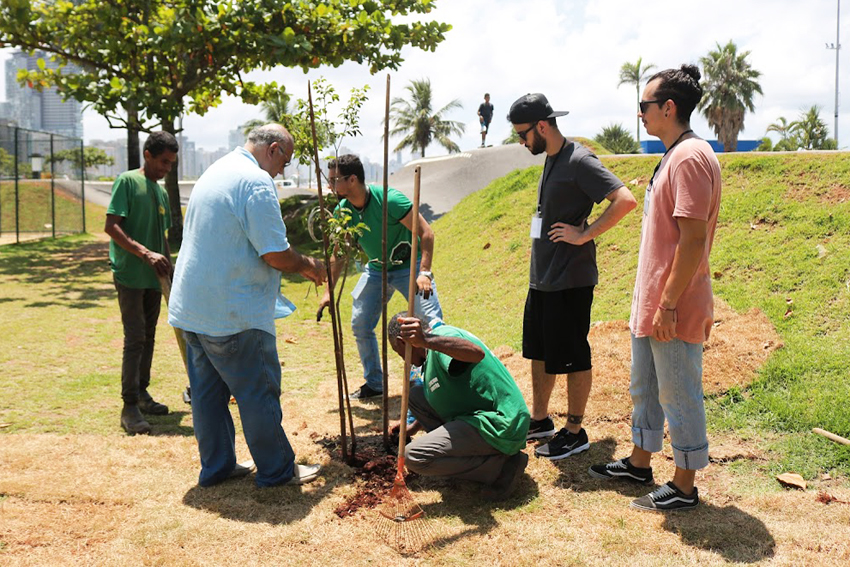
[639,99,665,114]
[517,122,539,141]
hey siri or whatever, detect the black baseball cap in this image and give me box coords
[508,93,569,124]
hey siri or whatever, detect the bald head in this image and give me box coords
[245,123,294,178]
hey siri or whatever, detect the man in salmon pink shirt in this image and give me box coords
[589,64,722,512]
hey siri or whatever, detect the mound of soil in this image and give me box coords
[494,297,782,423]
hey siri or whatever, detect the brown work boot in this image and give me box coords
[138,392,169,415]
[121,403,151,435]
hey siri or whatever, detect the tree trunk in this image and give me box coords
[126,101,141,170]
[161,118,184,245]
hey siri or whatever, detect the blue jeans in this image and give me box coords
[629,334,709,470]
[183,329,296,487]
[351,264,443,392]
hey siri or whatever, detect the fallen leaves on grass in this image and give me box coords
[817,492,850,505]
[777,473,807,490]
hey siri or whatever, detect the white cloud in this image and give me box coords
[2,0,847,157]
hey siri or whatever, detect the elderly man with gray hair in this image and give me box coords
[169,124,326,488]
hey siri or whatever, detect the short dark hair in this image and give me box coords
[484,93,490,97]
[328,154,365,184]
[144,131,178,157]
[647,64,704,124]
[388,312,427,347]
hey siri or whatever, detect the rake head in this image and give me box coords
[374,473,435,554]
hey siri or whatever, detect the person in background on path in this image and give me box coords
[478,93,494,147]
[508,93,637,461]
[168,124,326,488]
[105,131,178,435]
[318,154,444,401]
[590,65,721,512]
[389,313,530,501]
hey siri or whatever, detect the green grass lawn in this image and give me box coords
[425,151,850,478]
[0,180,89,236]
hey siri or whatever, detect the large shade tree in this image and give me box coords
[0,0,451,242]
[389,78,465,158]
[698,40,763,152]
[618,57,656,146]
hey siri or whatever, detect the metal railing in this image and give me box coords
[0,124,85,245]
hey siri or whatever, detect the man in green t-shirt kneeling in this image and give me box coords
[388,313,530,501]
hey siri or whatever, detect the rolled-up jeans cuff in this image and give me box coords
[631,426,664,453]
[672,443,709,470]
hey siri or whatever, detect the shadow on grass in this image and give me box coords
[147,410,195,437]
[416,462,541,550]
[546,436,776,563]
[0,238,115,309]
[181,474,334,525]
[661,503,776,563]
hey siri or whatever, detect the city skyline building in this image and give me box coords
[1,50,83,139]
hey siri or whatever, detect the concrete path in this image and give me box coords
[387,143,544,222]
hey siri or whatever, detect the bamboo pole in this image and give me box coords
[813,428,850,446]
[381,74,391,449]
[307,81,351,462]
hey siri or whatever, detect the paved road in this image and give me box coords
[387,143,545,222]
[70,144,547,222]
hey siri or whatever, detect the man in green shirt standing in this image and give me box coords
[318,154,444,400]
[104,132,178,435]
[389,313,530,501]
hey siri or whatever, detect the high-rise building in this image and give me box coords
[227,125,247,150]
[1,50,83,139]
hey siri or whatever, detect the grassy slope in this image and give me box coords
[429,151,850,478]
[0,180,89,235]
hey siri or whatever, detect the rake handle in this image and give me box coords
[396,165,422,475]
[813,427,850,446]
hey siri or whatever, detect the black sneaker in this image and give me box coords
[347,383,382,400]
[526,416,556,440]
[534,428,590,460]
[588,457,654,485]
[631,481,699,512]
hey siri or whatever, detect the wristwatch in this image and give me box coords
[419,270,434,281]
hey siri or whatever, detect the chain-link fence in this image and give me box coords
[0,124,85,245]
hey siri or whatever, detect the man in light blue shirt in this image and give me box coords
[169,124,326,488]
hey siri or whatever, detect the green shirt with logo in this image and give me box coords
[422,325,530,455]
[107,169,171,290]
[336,184,419,271]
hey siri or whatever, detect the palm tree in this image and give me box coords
[766,116,798,151]
[698,41,763,152]
[790,105,837,150]
[389,78,465,158]
[242,86,291,135]
[618,57,656,146]
[594,123,640,154]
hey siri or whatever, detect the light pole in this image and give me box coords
[826,0,841,146]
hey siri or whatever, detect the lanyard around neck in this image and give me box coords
[648,129,693,188]
[537,137,568,212]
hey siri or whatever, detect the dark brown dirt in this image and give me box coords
[332,441,399,518]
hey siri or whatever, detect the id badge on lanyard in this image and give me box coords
[530,209,543,239]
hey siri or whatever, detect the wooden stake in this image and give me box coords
[307,81,354,461]
[381,73,391,449]
[813,428,850,446]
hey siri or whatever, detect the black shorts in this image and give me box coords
[522,286,594,375]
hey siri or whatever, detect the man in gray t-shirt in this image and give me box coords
[508,93,637,460]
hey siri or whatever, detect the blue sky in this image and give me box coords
[2,0,846,159]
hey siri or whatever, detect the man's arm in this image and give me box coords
[398,317,484,363]
[652,217,708,342]
[261,248,326,285]
[548,185,637,245]
[104,214,171,277]
[399,210,435,297]
[316,253,346,321]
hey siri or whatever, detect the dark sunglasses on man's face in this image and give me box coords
[639,100,664,114]
[517,122,538,141]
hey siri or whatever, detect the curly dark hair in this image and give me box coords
[327,154,365,184]
[647,64,704,124]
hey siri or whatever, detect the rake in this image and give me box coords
[374,164,435,554]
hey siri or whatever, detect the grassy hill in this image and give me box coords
[430,151,850,477]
